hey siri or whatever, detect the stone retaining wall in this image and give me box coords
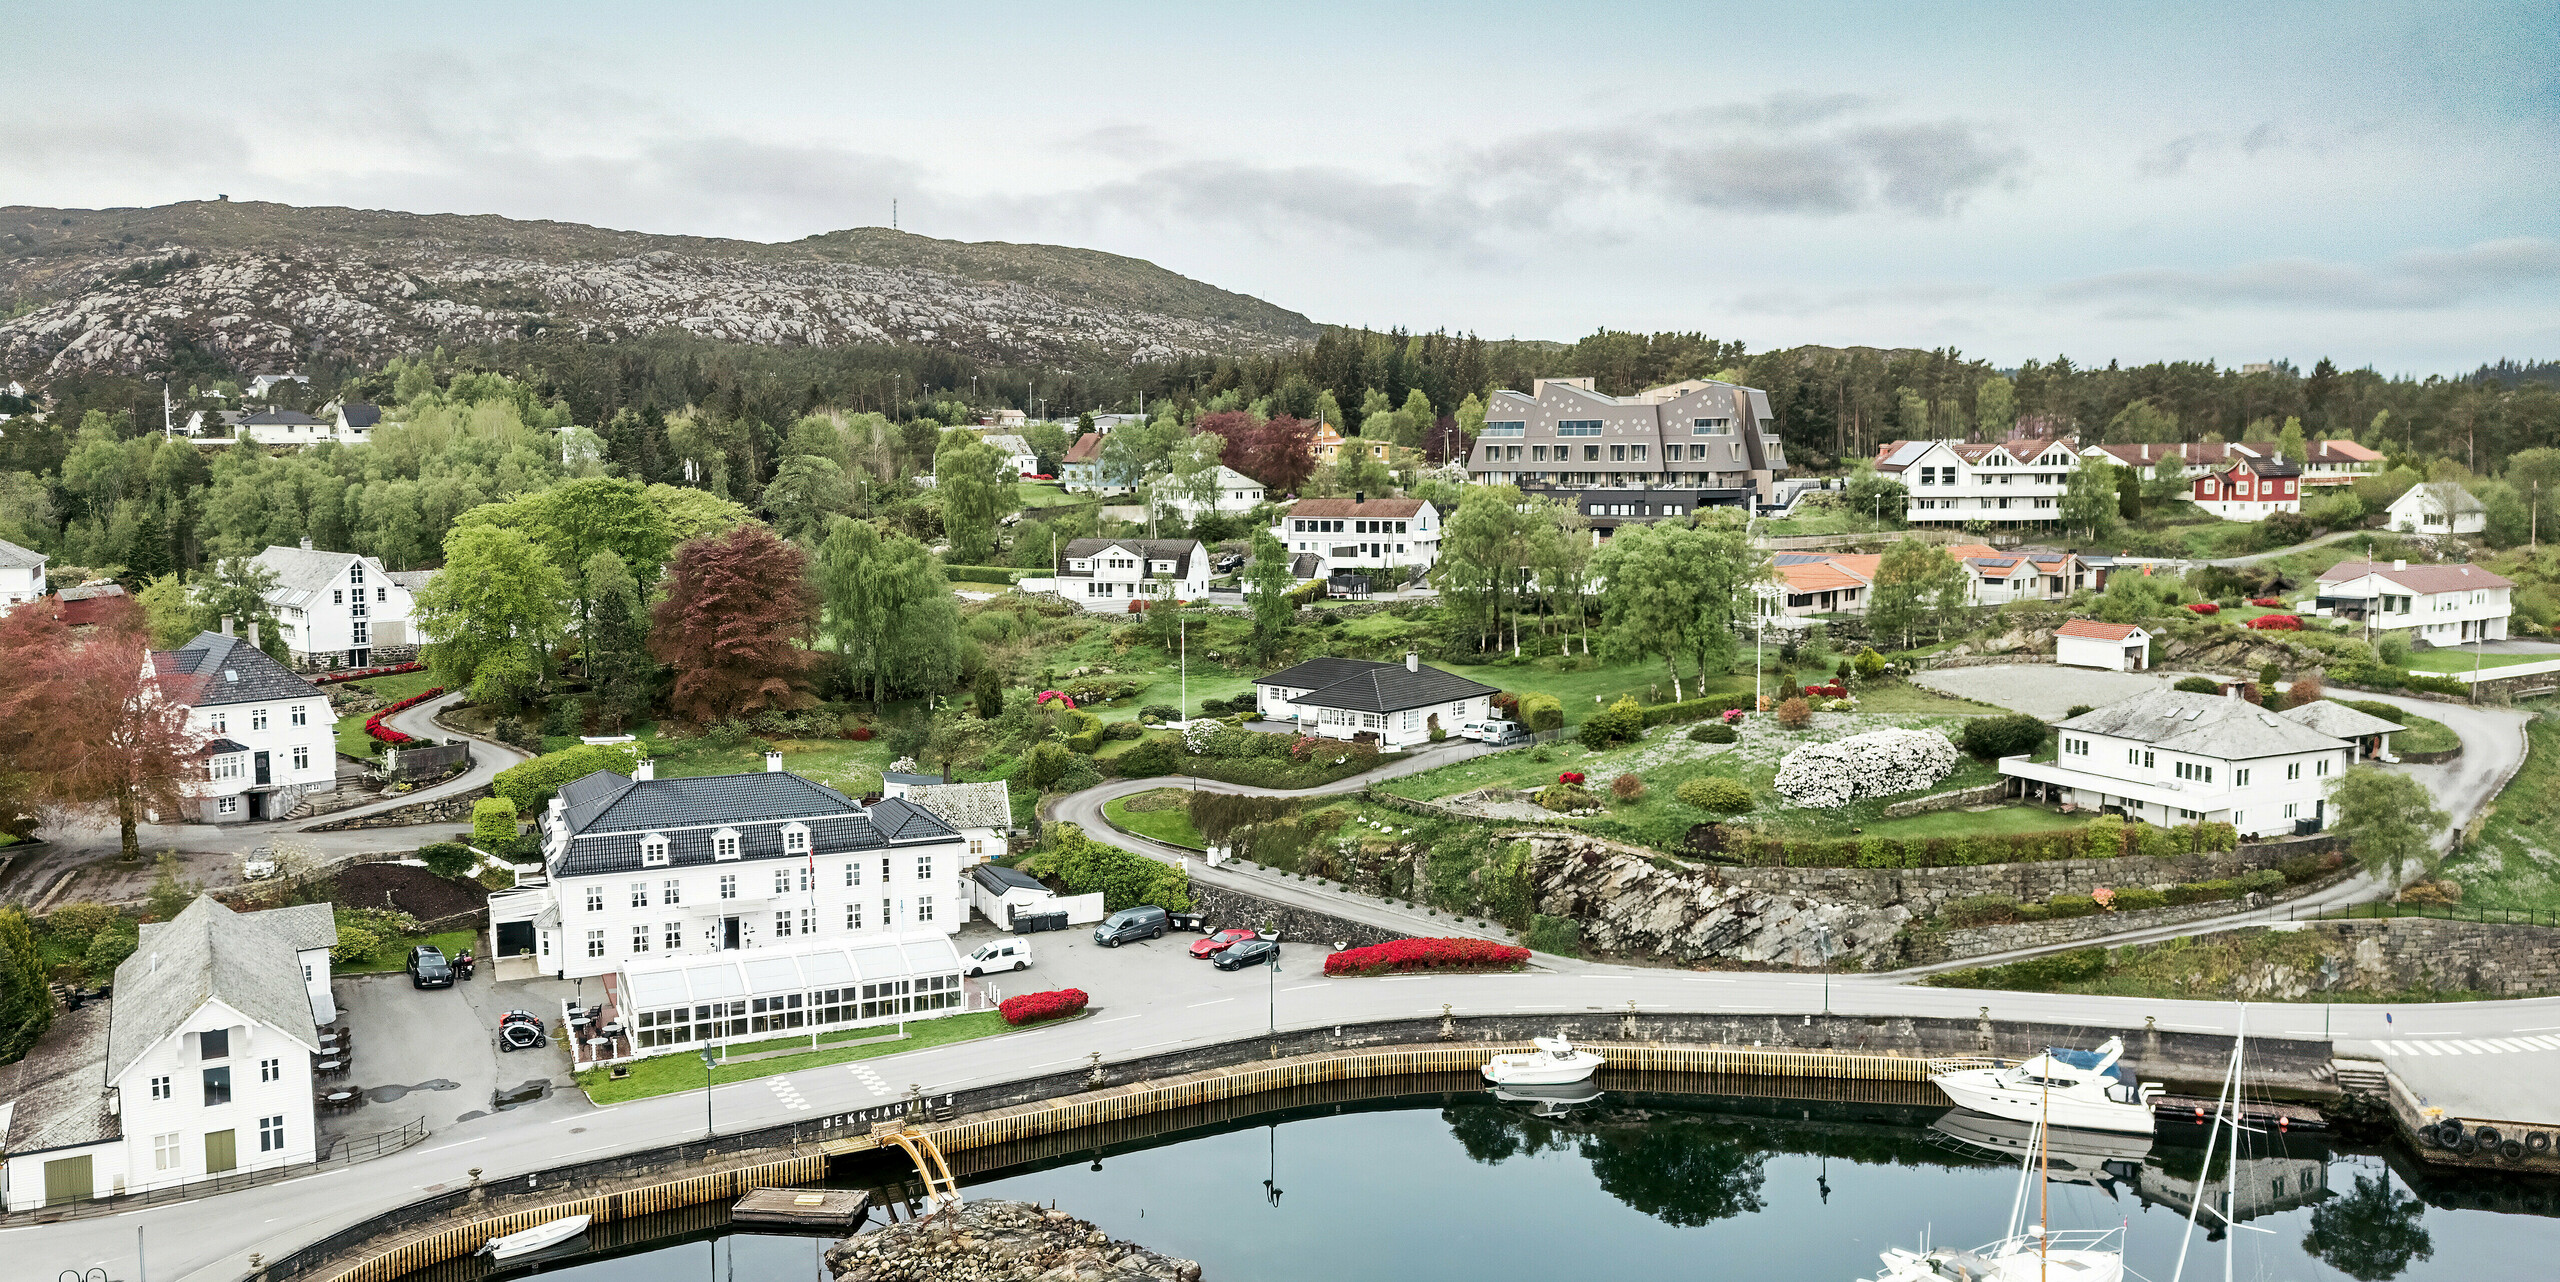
[1185,880,1408,951]
[1686,837,2325,915]
[1901,876,2340,966]
[305,785,491,831]
[1880,782,2007,818]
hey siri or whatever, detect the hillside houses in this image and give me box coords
[1874,437,2081,531]
[1468,377,1788,507]
[150,626,337,823]
[2386,482,2487,535]
[2315,559,2512,644]
[1772,544,2104,617]
[248,542,420,667]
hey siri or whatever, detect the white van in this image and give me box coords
[964,938,1034,977]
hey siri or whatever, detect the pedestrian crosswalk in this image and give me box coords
[769,1078,812,1111]
[850,1064,893,1096]
[2375,1035,2560,1057]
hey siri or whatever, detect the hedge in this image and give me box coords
[1708,820,2238,868]
[470,797,519,843]
[1027,823,1191,912]
[1942,867,2291,925]
[493,741,651,811]
[938,565,1026,585]
[1929,948,2108,992]
[999,988,1089,1025]
[1323,937,1530,977]
[1639,694,1761,728]
[1519,692,1563,732]
[311,661,427,686]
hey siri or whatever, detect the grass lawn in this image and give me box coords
[2439,702,2560,914]
[2390,710,2460,755]
[330,670,441,759]
[2404,649,2553,674]
[1852,805,2088,841]
[1017,483,1091,510]
[1104,788,1206,848]
[1761,509,1901,536]
[575,1010,1045,1104]
[336,928,479,974]
[1115,671,1255,722]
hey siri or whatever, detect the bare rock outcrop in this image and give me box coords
[1526,832,1910,968]
[826,1200,1201,1282]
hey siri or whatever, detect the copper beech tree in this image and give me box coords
[0,596,208,861]
[648,525,820,723]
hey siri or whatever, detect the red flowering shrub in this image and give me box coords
[1036,690,1078,709]
[1558,771,1586,785]
[1491,691,1521,718]
[1125,598,1149,613]
[2248,597,2283,608]
[1721,708,1745,724]
[313,661,427,686]
[1801,683,1848,699]
[850,726,874,741]
[1323,937,1532,977]
[2246,614,2303,630]
[2186,602,2221,614]
[363,686,446,745]
[998,988,1090,1026]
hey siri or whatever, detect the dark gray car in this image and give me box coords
[1213,938,1280,970]
[1094,905,1169,947]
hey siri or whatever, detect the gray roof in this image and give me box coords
[0,1003,118,1155]
[249,545,372,609]
[970,863,1047,895]
[1056,538,1203,578]
[385,569,438,594]
[0,536,45,569]
[1263,656,1500,715]
[252,902,341,953]
[110,897,322,1083]
[882,772,947,788]
[339,401,382,428]
[241,409,323,426]
[2397,483,2486,514]
[2278,699,2406,740]
[2055,689,2349,759]
[552,770,958,877]
[906,780,1011,831]
[151,631,323,709]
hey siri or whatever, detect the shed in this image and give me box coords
[2054,618,2150,672]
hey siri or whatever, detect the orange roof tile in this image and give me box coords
[2057,618,2143,641]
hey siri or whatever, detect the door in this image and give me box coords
[721,916,740,950]
[205,1129,237,1174]
[247,791,266,821]
[253,751,271,785]
[42,1154,93,1206]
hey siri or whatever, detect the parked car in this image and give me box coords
[1459,720,1532,746]
[1213,938,1281,970]
[406,945,455,989]
[1214,554,1246,574]
[965,938,1034,976]
[1189,928,1258,959]
[1093,905,1170,947]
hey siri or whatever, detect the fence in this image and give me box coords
[5,1118,426,1225]
[2292,900,2560,928]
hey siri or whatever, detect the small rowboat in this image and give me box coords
[477,1213,591,1260]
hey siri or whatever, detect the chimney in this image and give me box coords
[1354,491,1366,505]
[764,751,785,774]
[245,621,260,650]
[2225,685,2240,700]
[1405,651,1420,672]
[220,614,235,636]
[299,535,313,551]
[2394,559,2407,571]
[548,795,565,821]
[634,758,655,781]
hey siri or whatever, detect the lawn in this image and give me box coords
[335,928,479,975]
[574,1009,1046,1104]
[1016,483,1091,510]
[1851,804,2087,841]
[1104,788,1206,848]
[2439,701,2560,914]
[330,669,441,759]
[2403,649,2554,675]
[2389,709,2459,755]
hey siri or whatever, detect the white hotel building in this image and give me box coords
[1873,438,2083,531]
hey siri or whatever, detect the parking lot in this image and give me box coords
[325,963,589,1148]
[953,918,1333,1030]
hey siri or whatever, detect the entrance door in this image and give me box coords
[253,751,271,785]
[205,1129,237,1174]
[247,791,266,821]
[42,1154,93,1206]
[721,916,740,950]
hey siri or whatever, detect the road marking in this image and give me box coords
[1281,984,1330,993]
[2524,1036,2560,1050]
[551,1108,616,1123]
[1721,1005,1770,1010]
[1098,1014,1143,1024]
[2517,1025,2560,1032]
[414,1137,486,1156]
[1186,998,1236,1008]
[2415,1042,2447,1055]
[2449,1040,2494,1054]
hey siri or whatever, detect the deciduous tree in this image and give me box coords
[2328,766,2447,882]
[934,435,1012,563]
[652,525,821,722]
[0,606,208,860]
[1247,529,1295,661]
[1867,542,1974,649]
[413,524,569,711]
[581,550,656,729]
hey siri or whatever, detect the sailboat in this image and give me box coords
[1866,1073,2125,1281]
[2170,1007,2268,1282]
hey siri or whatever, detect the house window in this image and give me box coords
[201,1028,230,1060]
[211,755,243,782]
[663,878,681,904]
[631,882,649,909]
[846,900,864,931]
[2284,803,2299,818]
[332,590,343,605]
[774,868,792,895]
[586,930,605,958]
[151,1075,171,1101]
[713,831,740,860]
[882,856,893,883]
[290,705,308,726]
[2316,757,2331,777]
[585,885,605,912]
[632,924,651,953]
[845,861,861,886]
[784,826,808,854]
[719,874,737,899]
[377,587,386,602]
[218,796,238,815]
[349,564,364,586]
[665,921,683,951]
[1557,420,1602,436]
[2287,762,2301,780]
[154,1132,182,1171]
[918,895,936,923]
[210,712,226,733]
[642,836,668,867]
[915,855,934,881]
[259,1115,285,1153]
[2174,762,2215,783]
[774,910,795,938]
[799,907,814,935]
[260,1057,280,1083]
[292,745,309,770]
[2235,768,2251,787]
[203,1066,232,1106]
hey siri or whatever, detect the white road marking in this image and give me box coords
[2415,1042,2447,1055]
[2450,1040,2495,1053]
[2518,1025,2560,1032]
[414,1137,486,1156]
[1186,998,1236,1008]
[1098,1014,1143,1024]
[1281,984,1330,993]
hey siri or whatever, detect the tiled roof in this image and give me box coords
[1063,432,1104,464]
[2306,439,2383,463]
[2056,619,2143,641]
[111,897,321,1082]
[1779,561,1868,592]
[905,780,1012,831]
[0,536,44,568]
[1282,497,1425,519]
[2055,689,2346,758]
[2317,560,2514,595]
[564,769,865,836]
[0,1002,118,1154]
[1266,657,1499,714]
[151,632,323,709]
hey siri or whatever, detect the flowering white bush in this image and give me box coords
[1182,720,1221,755]
[888,756,919,774]
[1772,727,1960,808]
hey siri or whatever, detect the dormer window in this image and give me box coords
[713,829,741,861]
[782,823,810,855]
[641,834,669,867]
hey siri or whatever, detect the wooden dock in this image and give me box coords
[731,1187,870,1228]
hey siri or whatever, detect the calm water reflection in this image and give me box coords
[451,1088,2559,1282]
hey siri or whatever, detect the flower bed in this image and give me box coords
[2185,602,2220,614]
[1772,727,1959,809]
[1323,937,1531,977]
[2245,614,2302,630]
[1558,771,1586,785]
[2248,597,2283,608]
[1800,682,1848,699]
[313,661,427,686]
[998,988,1090,1025]
[1036,690,1078,709]
[364,686,446,745]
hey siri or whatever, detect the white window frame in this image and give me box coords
[712,829,741,861]
[641,834,669,866]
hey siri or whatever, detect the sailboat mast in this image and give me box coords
[2040,1073,2051,1279]
[2172,1006,2246,1282]
[2226,1008,2247,1282]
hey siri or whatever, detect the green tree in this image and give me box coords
[1973,376,2015,434]
[0,906,51,1061]
[1432,484,1540,653]
[1248,529,1296,660]
[2302,1173,2432,1281]
[816,519,962,706]
[973,667,1004,720]
[413,524,569,711]
[1868,542,1971,648]
[581,550,655,727]
[934,435,1012,562]
[2328,766,2447,882]
[190,555,290,662]
[1593,521,1763,699]
[119,503,173,579]
[145,852,198,920]
[1395,388,1435,445]
[1839,467,1907,527]
[2114,463,2144,520]
[134,573,197,648]
[760,453,853,542]
[460,476,675,640]
[2107,399,2179,443]
[2143,454,2191,509]
[2060,458,2118,539]
[2276,416,2309,467]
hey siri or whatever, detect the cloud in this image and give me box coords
[2049,237,2560,310]
[0,110,251,174]
[2138,122,2294,176]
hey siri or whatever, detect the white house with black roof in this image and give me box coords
[1254,653,1500,750]
[1049,538,1210,612]
[524,755,969,985]
[149,626,335,823]
[0,535,45,613]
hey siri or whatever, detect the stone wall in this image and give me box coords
[1715,837,2326,916]
[304,785,491,831]
[2288,919,2560,998]
[1186,881,1408,951]
[1901,879,2336,966]
[1880,782,2007,818]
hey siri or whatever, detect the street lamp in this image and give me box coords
[1816,924,1833,1016]
[1265,938,1282,1059]
[700,1047,718,1144]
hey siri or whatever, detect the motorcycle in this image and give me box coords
[451,950,476,981]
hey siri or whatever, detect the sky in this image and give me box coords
[5,1,2557,374]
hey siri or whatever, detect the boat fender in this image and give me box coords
[2456,1138,2479,1157]
[2440,1118,2465,1141]
[2529,1131,2552,1154]
[2478,1126,2503,1146]
[2502,1140,2527,1161]
[2278,1116,2289,1132]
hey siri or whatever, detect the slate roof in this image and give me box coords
[151,631,324,709]
[339,401,382,428]
[2279,699,2406,740]
[1262,657,1499,714]
[2393,484,2488,515]
[2056,619,2144,641]
[2317,561,2514,595]
[249,545,371,609]
[551,769,958,877]
[0,1002,118,1155]
[2054,689,2348,759]
[196,736,250,757]
[906,781,1011,831]
[970,863,1047,895]
[1056,539,1202,578]
[253,902,341,953]
[0,536,44,568]
[1258,656,1399,692]
[110,897,321,1083]
[385,568,438,594]
[241,409,324,427]
[1283,497,1425,520]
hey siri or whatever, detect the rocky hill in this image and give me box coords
[0,201,1318,378]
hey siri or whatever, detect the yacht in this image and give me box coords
[1480,1035,1604,1086]
[1866,1109,2125,1282]
[1931,1037,2161,1134]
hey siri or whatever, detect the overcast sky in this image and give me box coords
[7,1,2556,374]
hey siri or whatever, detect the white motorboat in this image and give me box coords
[476,1213,592,1261]
[1480,1036,1604,1086]
[1492,1081,1604,1116]
[1929,1108,2153,1190]
[1867,1229,2126,1282]
[1931,1037,2161,1135]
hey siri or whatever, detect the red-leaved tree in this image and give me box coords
[1201,411,1318,494]
[0,597,209,859]
[648,525,821,723]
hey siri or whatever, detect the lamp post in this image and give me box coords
[1816,924,1833,1016]
[700,1047,718,1144]
[1266,939,1282,1060]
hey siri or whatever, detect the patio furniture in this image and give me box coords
[317,1087,362,1111]
[315,1057,348,1077]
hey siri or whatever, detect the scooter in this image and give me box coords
[451,950,476,981]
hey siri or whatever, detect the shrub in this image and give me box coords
[998,988,1090,1025]
[1945,895,2023,927]
[1105,719,1146,741]
[1490,691,1521,718]
[1801,682,1849,699]
[84,926,138,979]
[1524,915,1582,957]
[2173,676,2222,694]
[363,685,447,745]
[2290,672,2325,703]
[2064,704,2093,719]
[1027,742,1076,789]
[1689,722,1737,744]
[1854,647,1888,678]
[1518,692,1564,732]
[1639,694,1761,728]
[2166,878,2241,906]
[2246,614,2303,631]
[1959,713,2047,760]
[470,796,519,845]
[1323,937,1531,977]
[1776,697,1812,730]
[1609,773,1646,801]
[2249,597,2283,608]
[419,842,476,880]
[1028,823,1192,911]
[1577,695,1645,749]
[1675,776,1754,813]
[1064,711,1106,754]
[2046,894,2101,918]
[45,902,123,946]
[1138,704,1180,724]
[1939,948,2107,991]
[1110,734,1180,778]
[2112,886,2167,911]
[1536,783,1598,812]
[850,726,874,741]
[2239,868,2286,894]
[491,742,650,811]
[1558,771,1586,785]
[330,925,383,965]
[1773,727,1960,808]
[2405,672,2468,697]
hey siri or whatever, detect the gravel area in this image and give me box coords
[330,861,487,921]
[1910,665,2219,720]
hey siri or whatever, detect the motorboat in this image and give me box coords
[1480,1036,1603,1086]
[476,1213,591,1261]
[1491,1080,1604,1116]
[1867,1229,2125,1282]
[1928,1108,2150,1191]
[1930,1037,2160,1135]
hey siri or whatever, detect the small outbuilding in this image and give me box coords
[2054,618,2151,672]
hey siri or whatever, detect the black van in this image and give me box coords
[1094,905,1170,947]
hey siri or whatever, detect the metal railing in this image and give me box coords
[2290,901,2560,928]
[5,1118,427,1224]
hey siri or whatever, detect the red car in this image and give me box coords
[1190,929,1258,959]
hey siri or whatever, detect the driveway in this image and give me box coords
[328,965,585,1146]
